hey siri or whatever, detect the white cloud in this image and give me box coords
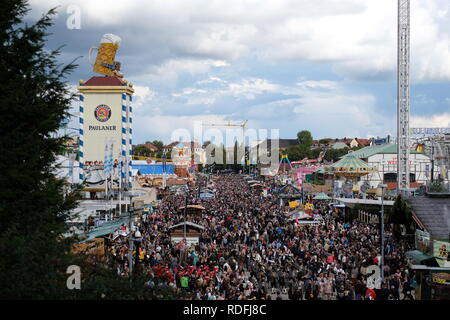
[132,85,155,108]
[133,114,228,143]
[30,0,450,82]
[169,77,279,106]
[411,113,450,128]
[296,80,339,90]
[139,58,229,85]
[228,78,279,100]
[28,0,450,142]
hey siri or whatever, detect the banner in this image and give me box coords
[103,140,114,178]
[433,241,450,260]
[431,272,450,285]
[200,192,215,199]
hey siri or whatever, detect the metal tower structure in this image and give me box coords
[397,0,411,193]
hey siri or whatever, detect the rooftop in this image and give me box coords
[346,143,422,159]
[83,76,125,86]
[407,196,450,240]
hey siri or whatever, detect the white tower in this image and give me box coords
[77,76,134,187]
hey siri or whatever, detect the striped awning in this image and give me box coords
[325,154,376,177]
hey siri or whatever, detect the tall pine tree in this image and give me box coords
[0,0,79,299]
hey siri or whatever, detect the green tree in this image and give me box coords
[389,195,413,239]
[324,147,350,162]
[285,144,312,161]
[297,130,313,149]
[151,140,164,150]
[310,148,322,159]
[133,144,151,157]
[0,2,80,298]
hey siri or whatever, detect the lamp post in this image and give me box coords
[184,198,188,243]
[377,183,387,285]
[128,200,134,275]
[123,190,143,275]
[133,230,142,272]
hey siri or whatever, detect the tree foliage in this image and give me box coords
[297,130,313,149]
[0,1,80,298]
[133,144,152,157]
[324,147,350,162]
[150,140,164,150]
[388,195,413,239]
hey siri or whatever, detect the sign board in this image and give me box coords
[171,236,199,247]
[431,272,450,285]
[380,157,420,166]
[373,136,390,145]
[433,241,450,260]
[199,192,215,199]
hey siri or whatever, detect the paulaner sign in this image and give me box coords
[88,125,117,130]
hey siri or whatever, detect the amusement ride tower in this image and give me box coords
[397,0,411,193]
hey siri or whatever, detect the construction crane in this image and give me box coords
[202,120,249,171]
[202,120,248,132]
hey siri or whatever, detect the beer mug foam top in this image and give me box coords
[89,34,122,76]
[101,34,121,46]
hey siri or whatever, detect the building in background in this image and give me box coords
[350,143,435,189]
[77,76,134,184]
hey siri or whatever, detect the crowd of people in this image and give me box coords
[104,173,416,300]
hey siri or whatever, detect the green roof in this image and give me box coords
[331,153,370,170]
[405,250,433,264]
[80,217,130,243]
[313,192,332,200]
[346,143,422,159]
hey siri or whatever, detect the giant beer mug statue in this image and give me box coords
[89,34,123,77]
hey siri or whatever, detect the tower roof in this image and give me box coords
[84,76,125,86]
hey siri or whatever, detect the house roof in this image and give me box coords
[164,141,201,149]
[385,182,423,191]
[143,142,159,152]
[168,221,205,231]
[356,138,372,147]
[345,143,422,159]
[84,76,125,86]
[331,142,349,149]
[407,196,450,239]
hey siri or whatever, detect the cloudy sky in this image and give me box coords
[28,0,450,144]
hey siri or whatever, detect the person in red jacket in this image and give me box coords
[365,287,376,300]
